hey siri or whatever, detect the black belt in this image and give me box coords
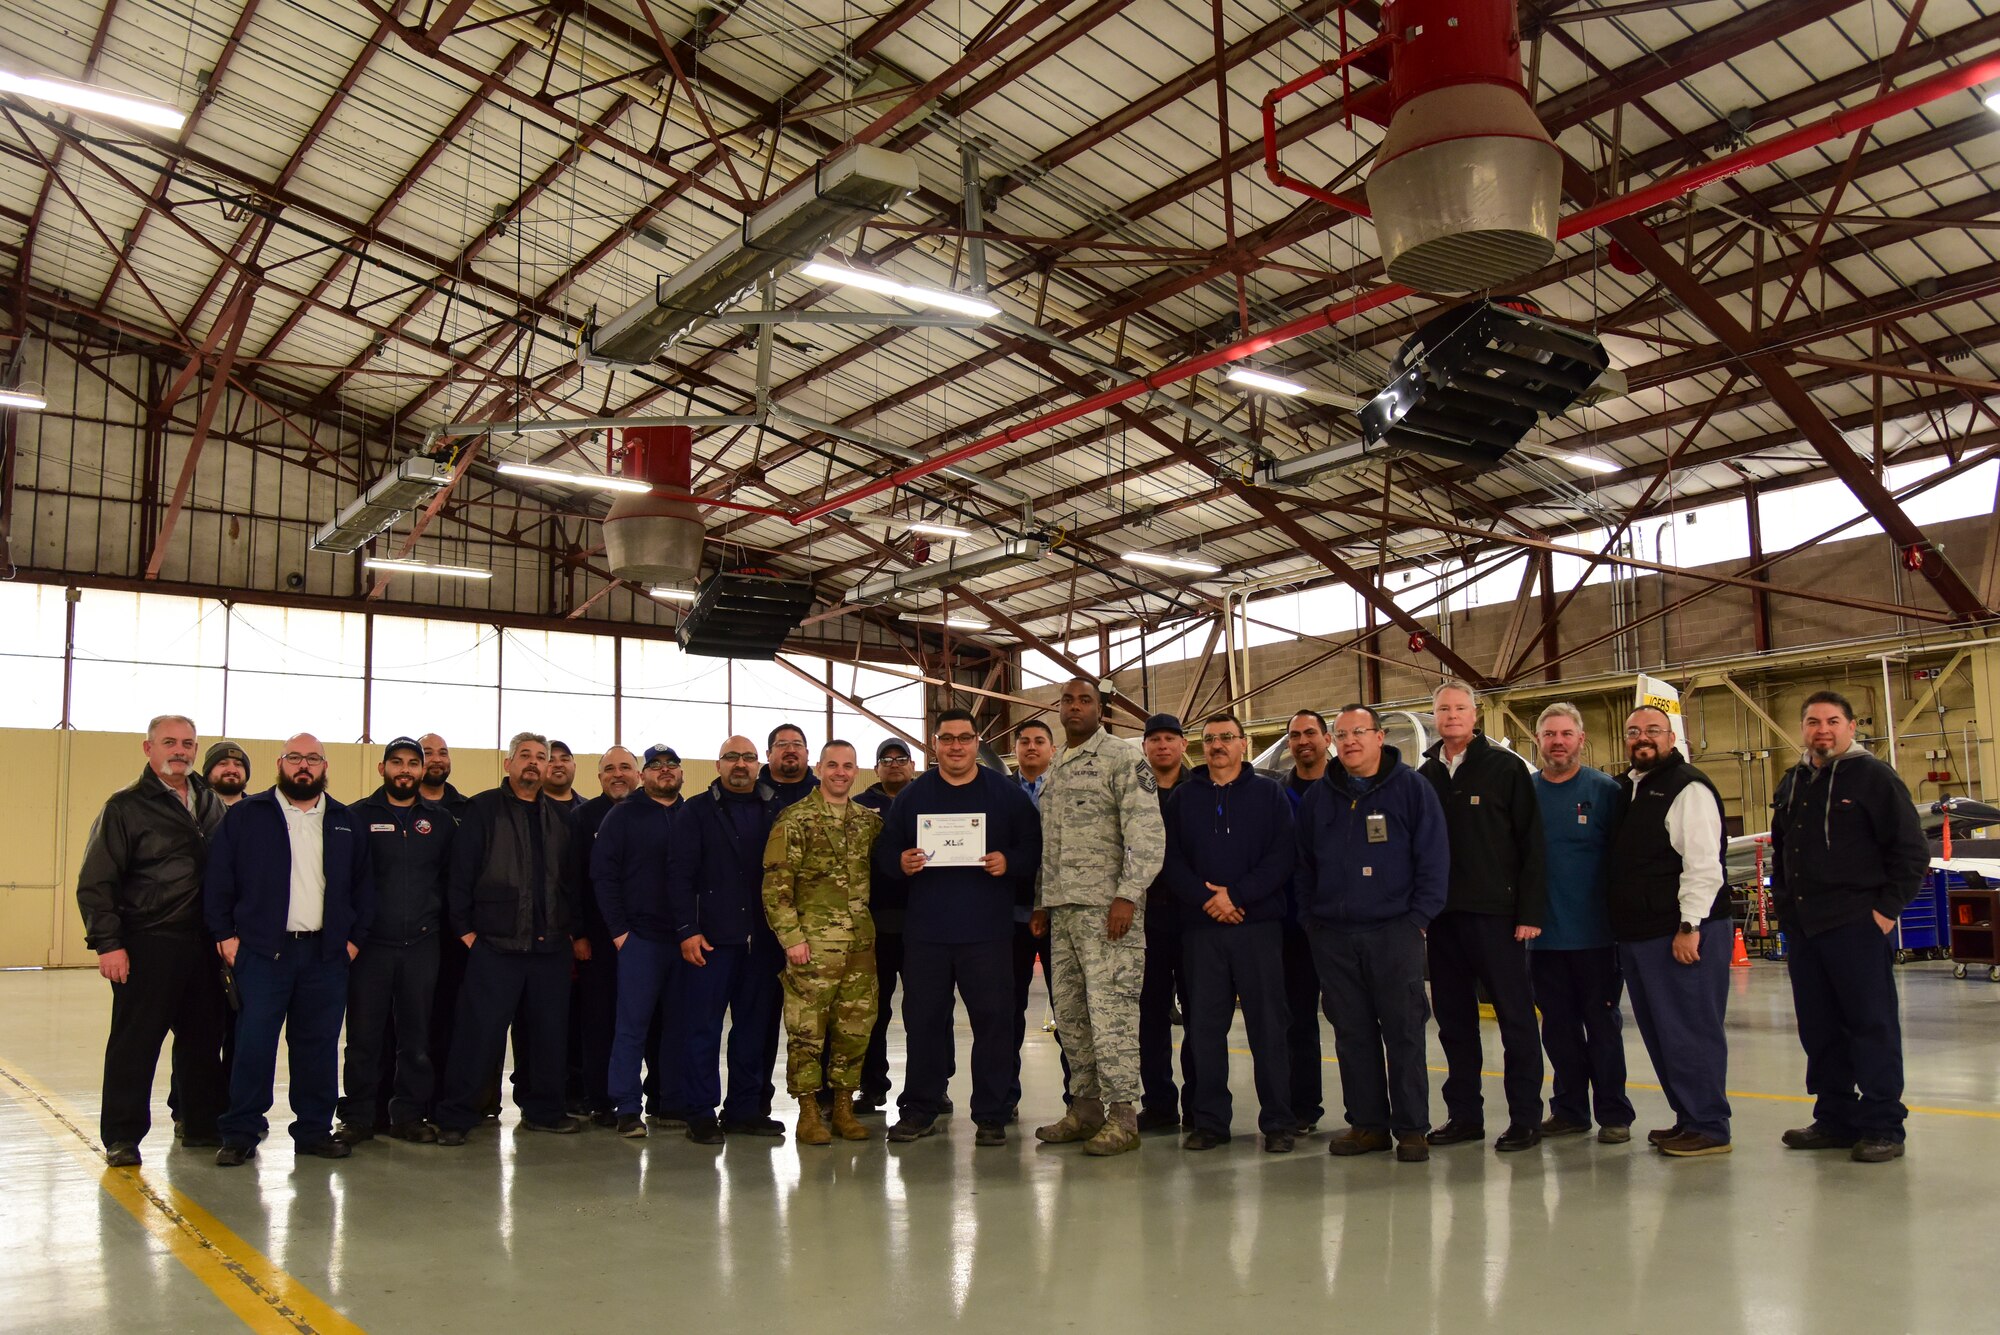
[285,929,322,939]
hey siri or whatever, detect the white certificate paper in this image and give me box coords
[918,813,986,867]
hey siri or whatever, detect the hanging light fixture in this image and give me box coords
[0,69,187,129]
[496,461,651,494]
[800,260,1001,319]
[1124,550,1223,575]
[0,387,48,411]
[363,557,492,580]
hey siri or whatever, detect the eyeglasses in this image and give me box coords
[1202,734,1243,746]
[1624,726,1673,739]
[644,761,680,772]
[280,753,327,766]
[1330,729,1378,742]
[771,740,808,751]
[935,733,978,746]
[719,751,758,763]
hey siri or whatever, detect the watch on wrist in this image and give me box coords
[1678,921,1697,935]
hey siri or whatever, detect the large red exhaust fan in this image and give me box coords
[604,426,703,586]
[1265,0,1559,294]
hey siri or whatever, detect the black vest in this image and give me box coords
[1606,753,1728,942]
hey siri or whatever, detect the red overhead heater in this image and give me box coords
[604,425,703,585]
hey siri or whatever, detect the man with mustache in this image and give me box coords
[568,745,647,1126]
[77,714,229,1166]
[202,742,250,807]
[1606,705,1733,1158]
[336,738,455,1145]
[207,735,375,1166]
[434,732,583,1143]
[417,733,470,816]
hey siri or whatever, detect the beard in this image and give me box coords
[1626,744,1661,773]
[386,773,420,798]
[208,775,246,797]
[424,762,450,785]
[278,770,327,801]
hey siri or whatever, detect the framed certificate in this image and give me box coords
[917,813,986,867]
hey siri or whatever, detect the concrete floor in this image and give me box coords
[3,963,1998,1335]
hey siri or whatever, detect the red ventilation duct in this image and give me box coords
[604,426,704,586]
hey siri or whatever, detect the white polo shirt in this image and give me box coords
[281,796,328,932]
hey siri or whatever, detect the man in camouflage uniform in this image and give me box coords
[1032,678,1167,1155]
[762,741,881,1146]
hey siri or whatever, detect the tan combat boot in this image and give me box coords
[1035,1097,1105,1143]
[796,1095,832,1146]
[830,1091,870,1141]
[1083,1101,1141,1156]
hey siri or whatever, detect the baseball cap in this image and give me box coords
[643,743,682,768]
[1142,713,1185,738]
[876,738,913,762]
[382,736,424,762]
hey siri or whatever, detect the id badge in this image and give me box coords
[1365,812,1388,844]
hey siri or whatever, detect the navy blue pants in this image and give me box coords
[221,940,349,1148]
[437,944,571,1130]
[1010,920,1063,1108]
[903,937,1015,1126]
[608,935,676,1117]
[1182,922,1294,1137]
[1282,921,1325,1125]
[1530,946,1636,1129]
[1139,922,1191,1118]
[1786,917,1906,1142]
[339,935,439,1130]
[1310,918,1431,1136]
[863,929,906,1103]
[1429,910,1544,1129]
[668,937,782,1123]
[1620,922,1732,1141]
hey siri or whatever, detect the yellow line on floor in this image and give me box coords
[0,1057,367,1335]
[1225,1048,2000,1121]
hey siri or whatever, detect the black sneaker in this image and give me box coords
[886,1116,939,1143]
[1782,1124,1858,1151]
[720,1116,784,1138]
[391,1120,438,1144]
[178,1132,221,1149]
[591,1111,619,1129]
[523,1116,586,1135]
[1135,1105,1181,1133]
[975,1123,1006,1147]
[436,1127,468,1147]
[1851,1138,1906,1163]
[1263,1131,1296,1154]
[104,1142,141,1167]
[332,1123,374,1147]
[686,1118,725,1145]
[297,1139,352,1160]
[1426,1118,1486,1147]
[213,1143,255,1167]
[616,1115,647,1139]
[852,1095,885,1116]
[1181,1129,1228,1151]
[1494,1124,1543,1153]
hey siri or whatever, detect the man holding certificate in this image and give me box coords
[877,710,1042,1146]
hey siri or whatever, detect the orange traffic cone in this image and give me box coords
[1730,927,1752,968]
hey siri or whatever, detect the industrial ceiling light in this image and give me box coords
[363,557,492,580]
[906,612,991,630]
[312,453,457,554]
[586,145,920,365]
[1124,550,1224,576]
[496,461,651,494]
[1987,90,2000,114]
[1226,367,1310,396]
[845,536,1047,603]
[648,586,698,603]
[800,260,1001,319]
[0,69,187,129]
[0,387,48,411]
[1556,452,1619,475]
[848,510,977,539]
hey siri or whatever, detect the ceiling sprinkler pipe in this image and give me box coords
[790,42,2000,527]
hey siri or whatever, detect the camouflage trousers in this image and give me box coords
[1048,905,1146,1104]
[782,942,879,1096]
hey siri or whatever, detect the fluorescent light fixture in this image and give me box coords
[1987,90,2000,115]
[1124,550,1223,576]
[363,557,492,580]
[312,453,457,554]
[1227,367,1310,396]
[849,510,976,539]
[648,586,698,603]
[0,388,47,411]
[907,613,990,630]
[0,69,187,129]
[497,461,651,494]
[1557,452,1620,475]
[586,145,919,365]
[801,261,1001,319]
[1256,438,1375,487]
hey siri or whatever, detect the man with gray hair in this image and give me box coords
[77,714,228,1166]
[434,732,582,1143]
[1419,679,1547,1153]
[1531,703,1634,1143]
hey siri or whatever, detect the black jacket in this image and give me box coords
[448,786,573,952]
[567,793,619,942]
[667,779,782,946]
[1163,768,1296,929]
[352,788,454,946]
[855,782,909,931]
[1419,732,1547,926]
[1771,743,1929,936]
[77,768,226,951]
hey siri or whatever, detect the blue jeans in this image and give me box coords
[220,940,349,1148]
[1620,921,1732,1141]
[609,935,677,1117]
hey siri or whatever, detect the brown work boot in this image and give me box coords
[1327,1126,1393,1157]
[795,1095,832,1146]
[1035,1098,1105,1144]
[830,1091,870,1141]
[1083,1102,1141,1156]
[1395,1133,1430,1163]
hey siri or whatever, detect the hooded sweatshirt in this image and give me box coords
[1771,739,1929,936]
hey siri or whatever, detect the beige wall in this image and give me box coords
[5,731,822,969]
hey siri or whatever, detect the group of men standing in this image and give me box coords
[78,672,1927,1169]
